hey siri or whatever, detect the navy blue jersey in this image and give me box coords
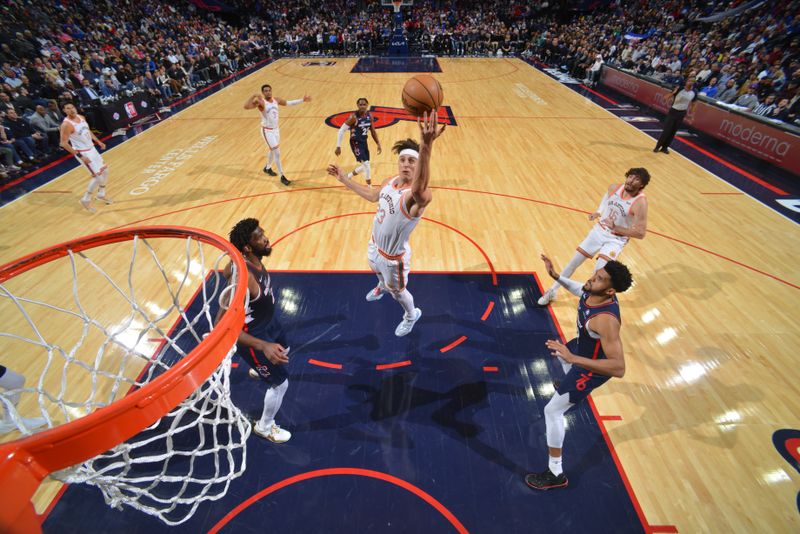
[350,112,373,143]
[573,292,621,360]
[244,261,275,327]
[349,112,373,162]
[556,293,621,403]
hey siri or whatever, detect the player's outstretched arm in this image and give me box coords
[327,163,379,202]
[277,95,311,106]
[541,253,583,296]
[410,110,445,208]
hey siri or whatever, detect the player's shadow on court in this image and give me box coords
[293,361,535,477]
[624,262,737,306]
[601,347,764,450]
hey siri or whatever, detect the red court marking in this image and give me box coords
[580,85,619,105]
[675,136,789,196]
[649,526,679,533]
[534,271,668,534]
[482,366,499,372]
[439,335,467,353]
[424,218,497,286]
[699,192,743,195]
[376,360,412,370]
[208,467,468,534]
[231,362,239,368]
[480,301,495,321]
[309,358,343,370]
[647,229,799,290]
[113,185,796,291]
[600,415,623,421]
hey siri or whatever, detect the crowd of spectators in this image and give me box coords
[0,0,275,182]
[527,1,800,126]
[1,0,798,183]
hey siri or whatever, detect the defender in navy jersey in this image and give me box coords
[216,218,292,443]
[335,97,382,187]
[526,253,633,491]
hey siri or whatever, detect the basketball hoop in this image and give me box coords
[392,0,402,13]
[0,226,249,532]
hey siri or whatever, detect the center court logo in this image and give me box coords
[325,105,457,129]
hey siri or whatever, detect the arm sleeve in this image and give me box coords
[336,123,350,147]
[286,99,303,106]
[557,276,584,297]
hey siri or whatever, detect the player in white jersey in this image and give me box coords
[538,167,650,306]
[244,84,311,186]
[327,111,446,337]
[59,103,112,213]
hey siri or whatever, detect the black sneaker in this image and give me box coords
[280,175,291,186]
[525,469,568,490]
[263,166,277,176]
[660,147,670,154]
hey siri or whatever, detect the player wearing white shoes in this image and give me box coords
[0,365,47,435]
[59,103,112,213]
[217,218,292,443]
[334,97,382,187]
[538,168,649,306]
[327,110,446,337]
[244,84,311,186]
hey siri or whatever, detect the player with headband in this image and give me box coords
[327,111,446,336]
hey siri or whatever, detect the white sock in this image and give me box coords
[548,455,563,476]
[84,178,100,200]
[96,185,108,199]
[354,164,365,174]
[363,160,371,182]
[391,289,415,318]
[258,379,288,431]
[273,148,284,175]
[549,251,588,294]
[267,150,274,168]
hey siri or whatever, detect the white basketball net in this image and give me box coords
[0,233,250,525]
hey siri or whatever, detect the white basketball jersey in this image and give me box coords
[597,185,645,240]
[260,97,279,129]
[64,116,93,151]
[372,177,421,256]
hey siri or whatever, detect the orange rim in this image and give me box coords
[0,226,247,532]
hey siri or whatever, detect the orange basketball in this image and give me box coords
[402,74,444,116]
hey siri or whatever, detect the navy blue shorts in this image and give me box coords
[236,316,289,386]
[556,338,611,404]
[350,138,370,162]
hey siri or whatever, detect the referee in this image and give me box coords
[654,77,697,154]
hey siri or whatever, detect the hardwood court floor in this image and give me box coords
[1,58,798,532]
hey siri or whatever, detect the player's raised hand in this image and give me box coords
[327,163,347,182]
[418,109,446,145]
[588,212,600,221]
[540,253,560,280]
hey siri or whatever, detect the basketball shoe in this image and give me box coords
[263,166,277,176]
[537,288,556,306]
[525,469,568,490]
[366,286,385,301]
[395,308,421,337]
[253,421,291,443]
